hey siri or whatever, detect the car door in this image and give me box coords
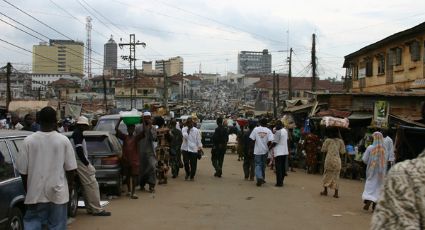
[0,140,23,225]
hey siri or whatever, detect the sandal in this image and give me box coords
[131,194,138,199]
[320,191,328,196]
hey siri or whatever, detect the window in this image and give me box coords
[143,90,148,95]
[409,41,420,62]
[58,54,66,57]
[377,55,385,75]
[0,141,15,181]
[58,58,66,61]
[395,47,402,65]
[365,58,373,77]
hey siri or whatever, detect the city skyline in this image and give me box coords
[1,0,425,79]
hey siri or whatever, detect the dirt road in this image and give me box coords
[69,149,372,230]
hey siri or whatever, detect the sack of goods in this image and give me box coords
[120,109,142,125]
[320,116,349,129]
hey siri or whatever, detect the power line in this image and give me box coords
[0,37,86,74]
[2,0,105,61]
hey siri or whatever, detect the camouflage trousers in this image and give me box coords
[156,146,170,185]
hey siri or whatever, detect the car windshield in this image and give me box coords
[201,122,218,130]
[94,119,127,134]
[85,136,113,155]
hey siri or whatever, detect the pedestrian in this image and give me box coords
[115,118,143,199]
[169,119,183,178]
[382,129,395,170]
[269,120,289,187]
[10,112,23,130]
[211,117,228,178]
[242,120,256,181]
[21,113,34,131]
[249,118,274,187]
[155,116,171,185]
[71,116,111,216]
[303,133,320,174]
[136,112,157,193]
[320,127,345,198]
[17,106,78,229]
[361,131,390,211]
[181,117,203,181]
[371,149,425,229]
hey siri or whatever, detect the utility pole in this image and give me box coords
[6,62,12,111]
[311,33,317,92]
[163,60,169,112]
[102,75,108,113]
[180,72,185,104]
[272,71,277,118]
[288,48,293,100]
[119,34,146,109]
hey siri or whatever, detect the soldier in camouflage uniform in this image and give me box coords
[169,119,183,178]
[154,116,171,185]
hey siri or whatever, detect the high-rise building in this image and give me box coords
[155,56,184,76]
[238,49,272,74]
[32,39,84,76]
[142,61,153,74]
[104,35,117,71]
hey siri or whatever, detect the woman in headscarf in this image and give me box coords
[320,127,345,198]
[362,131,389,211]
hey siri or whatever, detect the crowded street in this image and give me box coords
[69,149,370,230]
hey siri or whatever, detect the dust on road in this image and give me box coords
[69,149,372,230]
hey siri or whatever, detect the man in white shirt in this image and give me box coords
[382,130,395,169]
[17,106,77,230]
[269,120,289,187]
[249,118,274,187]
[181,117,203,181]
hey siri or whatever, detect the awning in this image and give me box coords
[389,114,425,128]
[348,112,373,120]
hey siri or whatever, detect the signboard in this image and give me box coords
[373,101,389,128]
[358,67,366,79]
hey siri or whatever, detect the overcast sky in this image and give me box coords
[1,0,425,79]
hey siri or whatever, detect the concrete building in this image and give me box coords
[29,73,82,98]
[0,71,32,99]
[33,39,84,76]
[343,21,425,93]
[142,61,153,74]
[238,49,272,75]
[114,77,159,109]
[155,56,184,76]
[103,36,117,72]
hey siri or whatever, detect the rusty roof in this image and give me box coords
[115,77,157,88]
[344,21,425,67]
[254,76,344,92]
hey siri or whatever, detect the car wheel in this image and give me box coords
[8,207,23,230]
[68,184,79,217]
[112,176,122,196]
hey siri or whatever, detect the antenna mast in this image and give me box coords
[85,16,92,79]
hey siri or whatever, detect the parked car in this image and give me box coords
[64,131,123,196]
[0,130,81,223]
[0,130,31,230]
[200,120,218,147]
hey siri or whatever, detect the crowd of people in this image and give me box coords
[3,105,425,229]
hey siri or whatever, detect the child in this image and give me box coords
[115,118,144,199]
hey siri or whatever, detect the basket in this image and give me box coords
[122,116,141,125]
[120,109,142,125]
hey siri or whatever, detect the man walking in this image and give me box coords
[169,119,183,178]
[249,118,273,187]
[17,106,77,229]
[211,117,228,177]
[72,116,111,216]
[243,121,256,181]
[181,117,203,181]
[136,112,157,192]
[269,120,289,187]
